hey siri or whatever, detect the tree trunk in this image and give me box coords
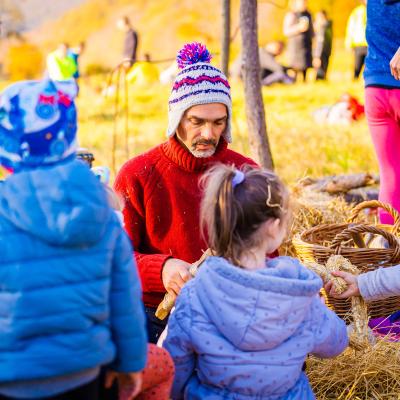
[240,0,274,170]
[221,0,231,77]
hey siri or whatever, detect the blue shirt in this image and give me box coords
[364,0,400,87]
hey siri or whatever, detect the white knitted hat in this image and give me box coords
[167,42,232,143]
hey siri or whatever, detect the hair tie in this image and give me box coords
[232,170,245,188]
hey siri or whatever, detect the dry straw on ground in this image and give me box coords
[284,193,400,400]
[305,255,400,400]
[307,340,400,400]
[280,186,358,257]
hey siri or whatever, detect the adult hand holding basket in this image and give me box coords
[326,225,400,320]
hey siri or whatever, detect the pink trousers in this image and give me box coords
[365,87,400,224]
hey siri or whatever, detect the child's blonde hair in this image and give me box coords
[200,163,289,266]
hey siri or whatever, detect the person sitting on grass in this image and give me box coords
[114,42,259,344]
[163,163,348,399]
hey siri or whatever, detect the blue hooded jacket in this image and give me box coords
[164,256,348,400]
[0,159,147,385]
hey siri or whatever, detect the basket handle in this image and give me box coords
[349,200,400,234]
[330,224,400,263]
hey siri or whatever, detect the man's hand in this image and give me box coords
[324,271,360,299]
[390,47,400,80]
[162,258,191,296]
[122,60,133,71]
[298,17,309,33]
[313,58,322,69]
[105,371,143,400]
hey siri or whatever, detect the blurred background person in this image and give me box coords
[46,43,77,81]
[283,0,314,82]
[364,0,400,224]
[116,16,139,70]
[230,41,294,86]
[260,41,295,86]
[345,0,367,80]
[126,53,160,86]
[68,41,86,80]
[313,10,333,81]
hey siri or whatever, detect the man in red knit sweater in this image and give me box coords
[114,42,257,342]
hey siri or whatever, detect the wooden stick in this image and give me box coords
[155,249,213,320]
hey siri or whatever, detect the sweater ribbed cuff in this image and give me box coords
[136,252,171,293]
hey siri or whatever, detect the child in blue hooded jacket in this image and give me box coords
[0,79,147,399]
[163,164,348,400]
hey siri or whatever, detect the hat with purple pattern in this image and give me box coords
[167,42,232,143]
[0,79,78,171]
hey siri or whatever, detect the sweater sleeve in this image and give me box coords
[163,291,196,400]
[109,228,148,372]
[358,266,400,301]
[309,296,348,358]
[114,163,169,294]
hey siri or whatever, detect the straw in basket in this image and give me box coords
[293,200,400,320]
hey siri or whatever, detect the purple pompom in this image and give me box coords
[176,42,212,69]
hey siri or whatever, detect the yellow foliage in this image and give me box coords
[5,43,44,81]
[27,0,361,71]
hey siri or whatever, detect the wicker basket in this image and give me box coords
[348,200,400,234]
[293,201,400,320]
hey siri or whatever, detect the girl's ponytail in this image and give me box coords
[200,163,288,266]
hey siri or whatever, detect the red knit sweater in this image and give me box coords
[114,136,257,307]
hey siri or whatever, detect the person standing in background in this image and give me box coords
[116,16,139,70]
[68,42,85,80]
[345,1,367,80]
[283,0,314,82]
[364,0,400,224]
[313,10,333,80]
[126,53,160,86]
[46,43,77,81]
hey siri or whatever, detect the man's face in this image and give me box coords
[176,103,228,158]
[57,44,68,58]
[294,0,307,11]
[116,19,127,31]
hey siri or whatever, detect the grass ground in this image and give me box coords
[1,46,378,185]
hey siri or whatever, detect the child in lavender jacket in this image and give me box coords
[163,164,348,400]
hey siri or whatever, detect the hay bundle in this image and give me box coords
[306,255,369,348]
[281,187,358,257]
[305,255,400,399]
[155,249,212,320]
[308,341,400,400]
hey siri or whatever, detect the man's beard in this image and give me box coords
[190,138,218,158]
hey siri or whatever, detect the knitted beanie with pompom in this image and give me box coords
[167,42,232,143]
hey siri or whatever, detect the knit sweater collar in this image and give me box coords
[161,135,228,172]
